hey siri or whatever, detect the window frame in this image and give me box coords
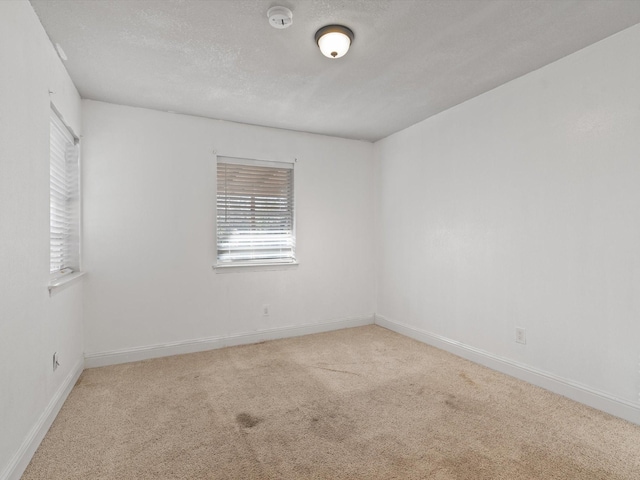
[214,155,297,270]
[49,106,81,286]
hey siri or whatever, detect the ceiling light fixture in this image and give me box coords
[315,25,354,59]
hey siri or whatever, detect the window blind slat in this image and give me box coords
[216,160,295,265]
[50,109,80,275]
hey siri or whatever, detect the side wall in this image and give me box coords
[374,24,640,421]
[82,101,375,361]
[0,2,84,479]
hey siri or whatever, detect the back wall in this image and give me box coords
[82,100,375,361]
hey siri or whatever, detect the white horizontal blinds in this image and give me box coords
[50,109,80,275]
[217,158,295,264]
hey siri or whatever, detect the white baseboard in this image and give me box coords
[85,315,375,368]
[374,314,640,425]
[1,357,84,480]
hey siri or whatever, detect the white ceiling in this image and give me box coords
[30,0,640,142]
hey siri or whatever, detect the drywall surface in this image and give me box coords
[374,24,640,406]
[0,1,83,478]
[82,100,375,355]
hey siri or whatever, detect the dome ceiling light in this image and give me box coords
[315,25,354,59]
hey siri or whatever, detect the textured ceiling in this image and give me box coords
[30,0,640,142]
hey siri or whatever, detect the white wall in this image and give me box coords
[0,1,83,479]
[374,24,640,413]
[82,101,375,358]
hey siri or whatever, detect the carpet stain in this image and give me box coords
[444,394,460,410]
[458,371,477,386]
[236,413,261,428]
[309,364,361,376]
[307,408,355,442]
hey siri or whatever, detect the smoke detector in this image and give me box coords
[267,6,293,29]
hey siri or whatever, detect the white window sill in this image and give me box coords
[48,271,85,295]
[213,262,299,273]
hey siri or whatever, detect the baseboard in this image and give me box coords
[85,315,375,368]
[374,314,640,425]
[1,357,84,480]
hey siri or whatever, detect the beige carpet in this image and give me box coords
[23,325,640,479]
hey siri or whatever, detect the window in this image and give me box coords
[216,157,295,266]
[49,108,80,278]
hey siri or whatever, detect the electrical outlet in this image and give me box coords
[515,327,526,345]
[262,305,270,316]
[53,352,60,371]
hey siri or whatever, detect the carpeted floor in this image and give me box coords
[23,325,640,479]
